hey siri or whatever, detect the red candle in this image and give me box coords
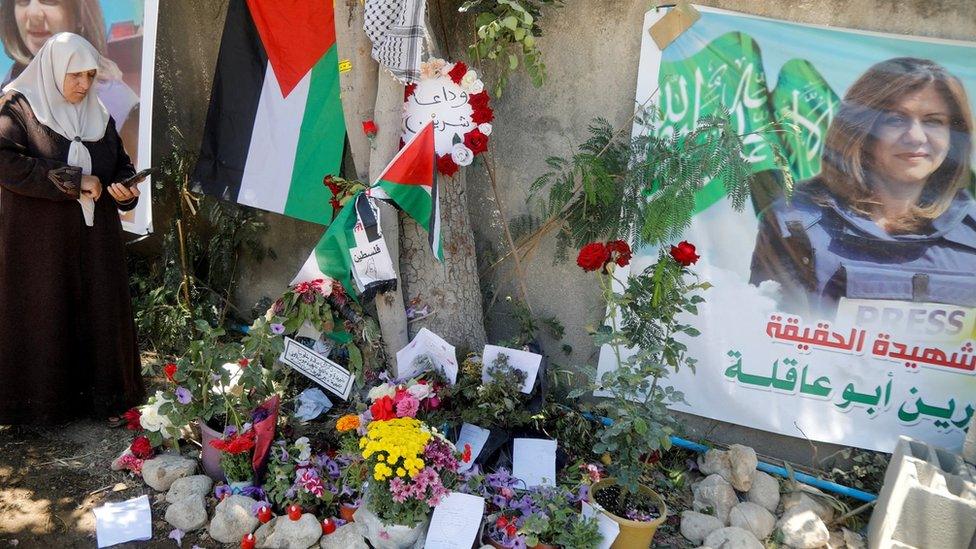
[287,504,302,521]
[257,505,273,524]
[241,533,256,549]
[321,517,337,535]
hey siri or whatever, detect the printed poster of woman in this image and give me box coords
[0,0,157,233]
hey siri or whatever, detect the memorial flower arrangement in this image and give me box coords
[457,353,533,429]
[365,370,447,422]
[263,437,350,514]
[359,417,461,527]
[210,424,257,483]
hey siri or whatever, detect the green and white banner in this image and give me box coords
[600,6,976,452]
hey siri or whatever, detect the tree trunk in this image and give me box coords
[399,168,487,352]
[333,0,377,181]
[369,75,411,370]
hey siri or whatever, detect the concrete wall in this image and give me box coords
[150,0,976,466]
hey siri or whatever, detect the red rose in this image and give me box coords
[404,83,416,99]
[163,363,177,382]
[370,395,396,421]
[471,104,494,125]
[669,240,700,267]
[361,119,378,137]
[447,62,468,84]
[437,154,459,177]
[238,358,250,368]
[323,175,340,195]
[462,443,472,463]
[122,408,141,430]
[468,91,490,110]
[576,242,610,272]
[607,240,632,267]
[130,435,153,459]
[463,129,489,155]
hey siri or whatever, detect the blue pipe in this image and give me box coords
[581,413,877,503]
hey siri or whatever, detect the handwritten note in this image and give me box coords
[424,492,485,549]
[396,328,459,384]
[455,423,490,473]
[512,438,556,487]
[482,345,542,394]
[279,338,353,400]
[93,495,152,548]
[582,500,620,549]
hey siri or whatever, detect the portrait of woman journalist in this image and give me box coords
[0,0,140,163]
[750,57,976,320]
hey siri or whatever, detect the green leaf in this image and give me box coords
[508,53,519,70]
[502,16,519,30]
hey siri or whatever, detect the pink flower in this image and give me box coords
[395,394,420,418]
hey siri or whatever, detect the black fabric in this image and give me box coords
[191,0,269,202]
[0,92,143,424]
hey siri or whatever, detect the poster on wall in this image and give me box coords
[0,0,159,234]
[599,5,976,452]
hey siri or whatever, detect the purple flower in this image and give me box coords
[251,500,271,516]
[252,407,270,424]
[214,484,232,499]
[270,323,285,335]
[168,528,185,546]
[223,425,237,437]
[174,386,191,405]
[241,485,266,500]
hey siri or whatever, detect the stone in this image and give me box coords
[166,475,213,504]
[782,487,835,523]
[165,494,207,531]
[842,527,865,549]
[321,523,369,549]
[728,502,775,541]
[680,510,724,544]
[745,471,780,513]
[692,474,740,525]
[702,526,763,549]
[255,513,322,549]
[826,529,845,549]
[777,508,830,549]
[353,504,429,549]
[142,454,197,491]
[964,413,976,466]
[698,449,733,482]
[209,494,259,544]
[728,445,758,492]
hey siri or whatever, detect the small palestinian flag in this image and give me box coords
[291,122,441,296]
[192,0,345,225]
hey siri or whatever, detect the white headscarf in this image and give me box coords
[3,33,110,226]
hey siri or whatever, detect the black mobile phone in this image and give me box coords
[120,168,154,188]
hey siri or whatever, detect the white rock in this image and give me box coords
[777,508,830,549]
[728,502,775,541]
[698,449,732,482]
[827,529,845,549]
[166,475,213,504]
[142,454,197,491]
[782,488,835,523]
[745,471,780,513]
[255,513,322,549]
[703,526,763,549]
[353,504,429,549]
[680,510,724,544]
[209,494,259,544]
[165,494,207,531]
[692,474,740,525]
[728,445,758,492]
[321,523,368,549]
[843,527,866,549]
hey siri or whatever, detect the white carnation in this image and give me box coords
[465,78,485,94]
[407,382,433,400]
[451,143,474,166]
[460,70,478,87]
[478,123,492,136]
[368,383,396,401]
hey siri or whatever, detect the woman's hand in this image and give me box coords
[80,175,102,201]
[107,182,140,204]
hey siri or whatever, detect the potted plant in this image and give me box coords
[570,240,706,548]
[209,423,258,490]
[263,436,348,518]
[479,480,601,549]
[354,417,461,548]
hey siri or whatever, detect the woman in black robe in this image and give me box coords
[0,33,143,424]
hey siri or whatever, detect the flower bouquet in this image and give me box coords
[263,436,350,517]
[457,353,533,429]
[210,424,257,487]
[365,370,447,423]
[355,417,461,548]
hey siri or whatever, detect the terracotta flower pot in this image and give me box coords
[588,478,667,549]
[197,419,225,481]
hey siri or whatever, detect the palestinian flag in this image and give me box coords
[192,0,345,225]
[369,122,443,261]
[291,122,441,295]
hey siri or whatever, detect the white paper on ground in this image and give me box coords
[92,494,152,547]
[481,345,542,393]
[582,500,620,549]
[395,328,459,383]
[454,423,490,473]
[512,438,556,487]
[424,492,485,549]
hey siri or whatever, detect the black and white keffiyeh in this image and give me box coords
[364,0,426,83]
